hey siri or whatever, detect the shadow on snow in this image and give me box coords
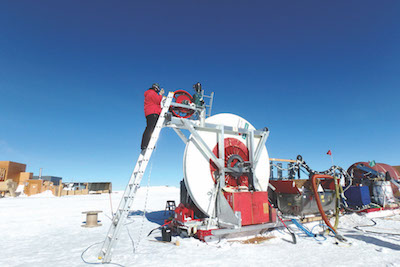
[345,234,400,251]
[128,210,174,226]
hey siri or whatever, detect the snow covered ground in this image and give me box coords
[1,186,400,267]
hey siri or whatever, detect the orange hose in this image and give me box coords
[310,174,337,235]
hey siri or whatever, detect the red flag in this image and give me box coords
[327,150,332,155]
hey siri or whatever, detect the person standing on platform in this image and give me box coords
[141,83,164,153]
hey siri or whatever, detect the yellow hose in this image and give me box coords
[333,176,341,230]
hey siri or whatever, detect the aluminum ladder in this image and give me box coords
[98,92,174,263]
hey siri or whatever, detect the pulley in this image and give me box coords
[169,90,195,118]
[210,137,250,188]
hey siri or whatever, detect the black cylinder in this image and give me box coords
[161,227,172,242]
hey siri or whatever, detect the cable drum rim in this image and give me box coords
[183,113,270,216]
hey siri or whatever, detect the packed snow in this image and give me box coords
[1,186,400,267]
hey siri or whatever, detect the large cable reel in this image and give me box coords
[183,113,270,216]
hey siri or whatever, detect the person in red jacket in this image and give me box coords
[141,83,165,152]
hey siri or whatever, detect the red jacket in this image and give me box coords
[144,89,163,117]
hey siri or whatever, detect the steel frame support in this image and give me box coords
[253,131,269,169]
[202,221,281,242]
[180,119,224,170]
[164,101,270,231]
[166,117,266,137]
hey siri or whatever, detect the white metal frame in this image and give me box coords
[98,89,270,263]
[165,112,270,228]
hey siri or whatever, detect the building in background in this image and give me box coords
[32,176,62,186]
[0,161,112,197]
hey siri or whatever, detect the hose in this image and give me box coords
[147,220,172,237]
[267,201,296,244]
[310,174,346,242]
[333,176,341,230]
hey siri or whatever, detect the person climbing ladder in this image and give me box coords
[141,83,165,153]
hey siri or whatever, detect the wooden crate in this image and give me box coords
[39,180,56,195]
[24,180,43,196]
[300,216,323,223]
[19,172,33,185]
[0,161,26,183]
[55,185,63,197]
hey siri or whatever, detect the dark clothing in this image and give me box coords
[141,114,159,150]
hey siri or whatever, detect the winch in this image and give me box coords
[98,83,278,263]
[164,85,278,241]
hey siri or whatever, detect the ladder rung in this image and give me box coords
[118,209,130,213]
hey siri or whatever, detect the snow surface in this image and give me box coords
[1,186,400,267]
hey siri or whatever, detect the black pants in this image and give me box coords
[141,114,159,150]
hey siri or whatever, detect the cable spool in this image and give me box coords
[183,113,270,216]
[209,137,250,188]
[170,90,195,118]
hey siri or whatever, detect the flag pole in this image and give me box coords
[327,150,334,166]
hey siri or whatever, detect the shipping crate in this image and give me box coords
[24,180,43,196]
[0,161,26,183]
[75,190,82,195]
[19,172,33,185]
[41,183,55,195]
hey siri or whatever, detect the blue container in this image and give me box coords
[344,186,371,207]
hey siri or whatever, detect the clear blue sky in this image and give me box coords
[1,1,399,190]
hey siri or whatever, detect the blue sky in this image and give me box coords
[1,1,399,190]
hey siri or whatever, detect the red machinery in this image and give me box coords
[167,113,278,242]
[173,182,277,242]
[169,90,195,118]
